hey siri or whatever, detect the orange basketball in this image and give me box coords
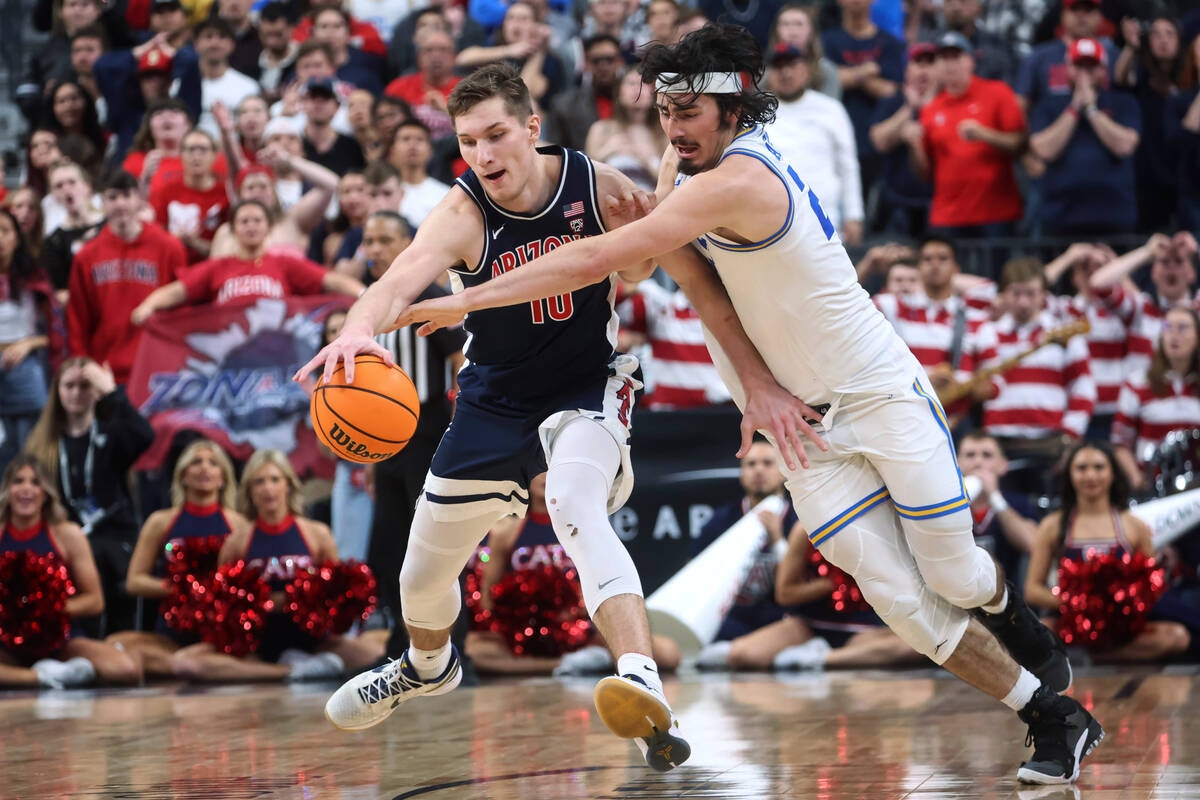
[311,354,420,463]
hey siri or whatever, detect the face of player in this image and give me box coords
[58,365,98,416]
[774,8,811,48]
[884,263,920,295]
[102,188,140,227]
[957,436,1006,478]
[53,84,87,130]
[181,132,217,178]
[50,166,91,214]
[392,124,432,170]
[739,441,783,498]
[656,92,738,176]
[6,466,46,522]
[182,447,227,497]
[237,97,269,141]
[1069,446,1112,502]
[248,462,290,517]
[1161,308,1199,366]
[1151,251,1196,302]
[337,174,370,222]
[453,96,541,206]
[918,241,957,294]
[233,204,270,249]
[238,173,277,208]
[150,109,189,150]
[362,216,411,274]
[1004,277,1044,325]
[71,36,104,76]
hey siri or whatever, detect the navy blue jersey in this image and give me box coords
[454,146,618,404]
[155,502,235,575]
[244,516,315,591]
[0,522,62,559]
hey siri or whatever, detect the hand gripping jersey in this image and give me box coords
[676,125,915,413]
[453,145,619,403]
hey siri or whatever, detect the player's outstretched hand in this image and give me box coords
[293,321,394,386]
[389,294,468,337]
[603,188,655,230]
[739,380,829,471]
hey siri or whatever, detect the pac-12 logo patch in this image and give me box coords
[570,218,584,233]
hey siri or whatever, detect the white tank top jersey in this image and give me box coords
[675,125,916,411]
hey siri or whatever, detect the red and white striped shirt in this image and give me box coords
[1111,371,1200,462]
[873,291,997,414]
[1046,293,1129,415]
[1096,285,1200,381]
[617,281,731,410]
[983,310,1096,439]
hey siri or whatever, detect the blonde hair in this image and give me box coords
[0,454,68,525]
[238,449,304,518]
[24,355,97,473]
[171,439,238,510]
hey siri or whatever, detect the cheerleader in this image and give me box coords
[1026,443,1191,662]
[171,450,384,681]
[0,455,141,687]
[107,439,246,677]
[1111,306,1200,492]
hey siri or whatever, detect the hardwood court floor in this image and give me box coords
[1,667,1198,800]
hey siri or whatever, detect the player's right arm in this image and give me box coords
[294,186,485,384]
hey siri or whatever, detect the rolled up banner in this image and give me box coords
[1129,488,1200,549]
[645,495,786,658]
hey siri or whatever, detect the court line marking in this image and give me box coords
[391,766,616,798]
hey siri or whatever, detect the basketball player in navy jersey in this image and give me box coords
[300,62,817,771]
[398,26,1105,786]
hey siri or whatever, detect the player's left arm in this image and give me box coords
[592,162,657,282]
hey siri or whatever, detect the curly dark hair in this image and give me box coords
[639,23,778,130]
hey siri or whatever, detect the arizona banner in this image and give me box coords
[127,295,353,475]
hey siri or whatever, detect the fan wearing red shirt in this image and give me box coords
[123,100,232,197]
[148,128,232,263]
[384,29,460,136]
[911,32,1027,235]
[68,171,185,385]
[292,1,386,57]
[129,201,365,324]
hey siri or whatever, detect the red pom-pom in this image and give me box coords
[1056,551,1168,651]
[808,548,872,613]
[201,561,273,656]
[162,535,225,635]
[284,560,378,639]
[0,551,76,660]
[464,547,493,631]
[487,565,591,657]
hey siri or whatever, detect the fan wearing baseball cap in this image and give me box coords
[1029,37,1141,236]
[1014,0,1117,111]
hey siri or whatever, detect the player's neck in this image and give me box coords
[1074,495,1110,517]
[491,151,558,214]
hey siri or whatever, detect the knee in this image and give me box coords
[1160,623,1192,656]
[726,637,771,670]
[650,635,680,673]
[914,547,997,609]
[544,471,603,536]
[99,652,143,685]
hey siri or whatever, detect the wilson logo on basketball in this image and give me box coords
[328,423,393,461]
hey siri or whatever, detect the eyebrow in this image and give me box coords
[458,122,506,138]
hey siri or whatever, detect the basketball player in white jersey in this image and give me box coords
[297,63,822,772]
[397,25,1104,785]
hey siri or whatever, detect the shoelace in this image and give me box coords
[356,659,428,705]
[1024,709,1070,756]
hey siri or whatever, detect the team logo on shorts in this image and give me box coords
[570,218,584,233]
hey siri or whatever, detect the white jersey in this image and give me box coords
[677,125,914,410]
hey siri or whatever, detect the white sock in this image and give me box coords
[1001,667,1041,711]
[409,643,451,680]
[980,585,1009,615]
[617,652,662,694]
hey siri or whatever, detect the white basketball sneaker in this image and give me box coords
[324,645,462,731]
[33,657,96,689]
[594,673,691,772]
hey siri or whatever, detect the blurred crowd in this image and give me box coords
[2,0,1200,687]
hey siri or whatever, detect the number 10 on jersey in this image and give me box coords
[530,293,573,323]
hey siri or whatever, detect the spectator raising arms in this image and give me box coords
[0,456,141,688]
[1025,443,1190,663]
[1111,307,1200,492]
[0,209,54,475]
[23,358,155,635]
[107,439,245,677]
[1029,38,1141,237]
[131,200,364,322]
[67,171,185,385]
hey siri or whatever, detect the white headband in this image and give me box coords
[655,71,743,95]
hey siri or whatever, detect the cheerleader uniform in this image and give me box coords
[0,521,79,661]
[152,502,235,642]
[1059,511,1132,563]
[243,515,319,661]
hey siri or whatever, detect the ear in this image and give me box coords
[528,113,541,142]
